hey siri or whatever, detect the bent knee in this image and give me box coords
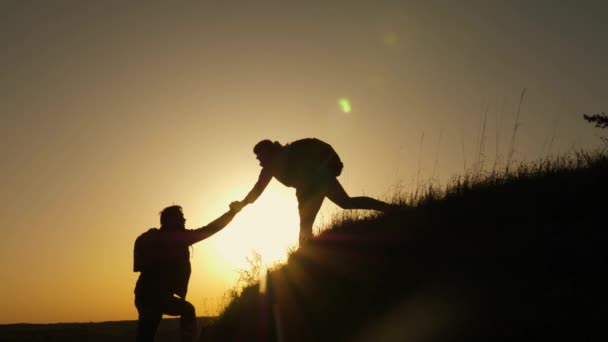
[182,301,196,316]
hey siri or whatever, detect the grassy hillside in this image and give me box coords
[200,150,608,342]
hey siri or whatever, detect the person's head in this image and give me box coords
[253,139,283,167]
[160,205,186,231]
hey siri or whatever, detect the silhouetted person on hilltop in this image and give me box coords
[133,204,241,342]
[232,138,394,246]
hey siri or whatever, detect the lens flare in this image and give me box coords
[338,98,352,113]
[383,32,399,48]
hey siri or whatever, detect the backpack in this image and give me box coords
[133,228,159,272]
[284,138,344,178]
[133,228,192,297]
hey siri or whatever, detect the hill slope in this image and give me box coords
[200,153,608,342]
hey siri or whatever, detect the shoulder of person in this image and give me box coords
[137,227,159,238]
[135,228,162,245]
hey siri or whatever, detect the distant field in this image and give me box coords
[0,317,214,342]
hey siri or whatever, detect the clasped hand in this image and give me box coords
[229,201,245,212]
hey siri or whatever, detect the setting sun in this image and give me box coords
[206,182,300,275]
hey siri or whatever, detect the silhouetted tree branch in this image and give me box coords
[583,112,608,128]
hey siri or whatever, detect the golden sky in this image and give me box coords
[1,2,606,324]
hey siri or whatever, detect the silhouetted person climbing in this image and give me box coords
[133,204,241,342]
[232,138,394,246]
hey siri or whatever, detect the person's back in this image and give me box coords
[134,228,191,299]
[273,138,343,188]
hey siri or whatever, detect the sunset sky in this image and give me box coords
[1,1,606,324]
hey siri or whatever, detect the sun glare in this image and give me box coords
[210,183,300,274]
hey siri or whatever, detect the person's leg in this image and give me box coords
[164,296,197,342]
[296,188,326,246]
[325,178,392,211]
[135,298,163,342]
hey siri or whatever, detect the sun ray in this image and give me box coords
[207,183,300,277]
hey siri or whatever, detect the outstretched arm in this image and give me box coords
[187,207,240,245]
[240,168,272,206]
